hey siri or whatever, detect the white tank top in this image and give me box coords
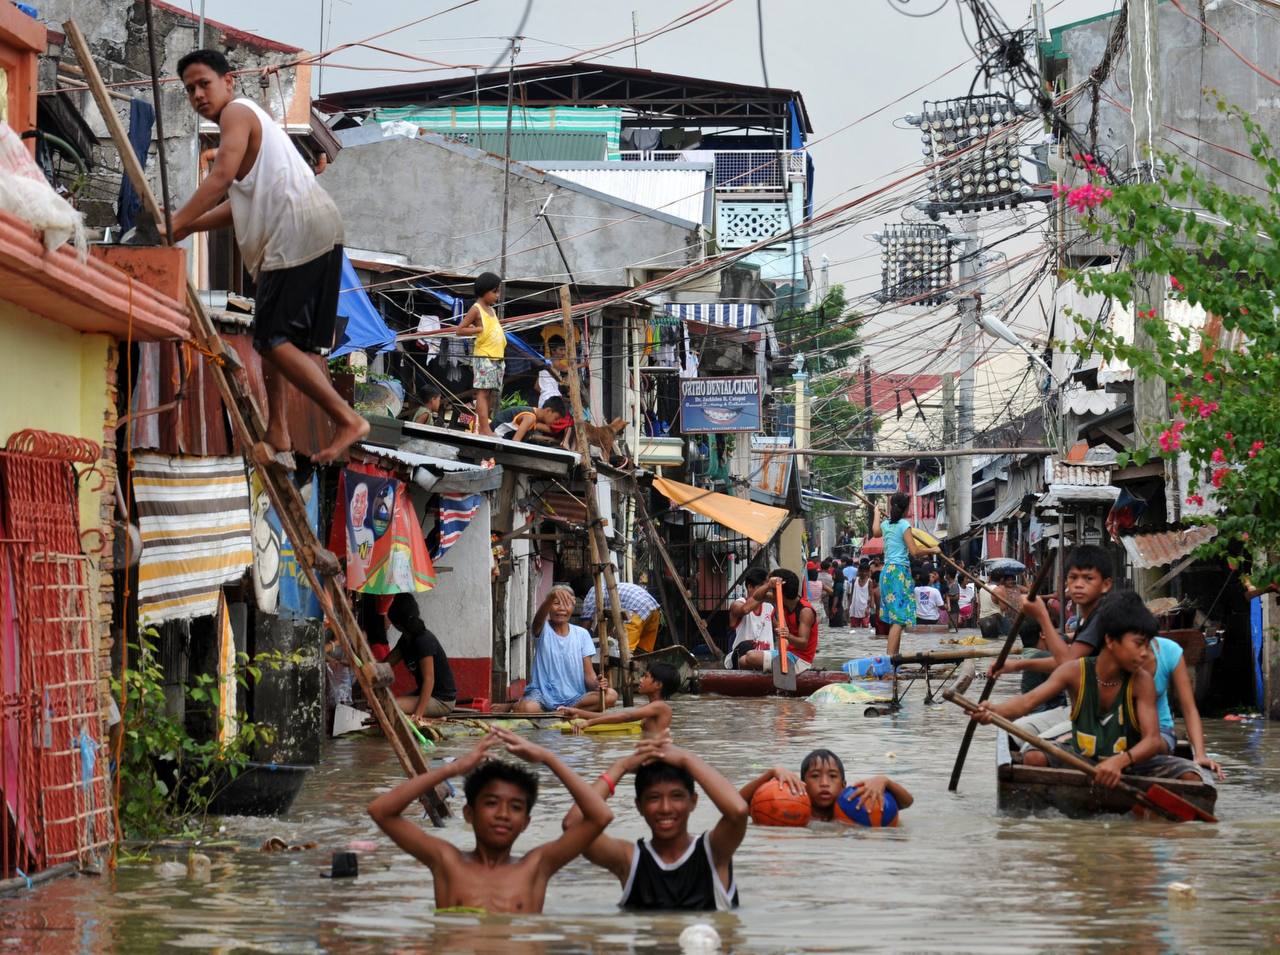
[226,97,344,278]
[850,578,871,616]
[733,602,774,650]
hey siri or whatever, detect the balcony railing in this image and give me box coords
[619,149,805,193]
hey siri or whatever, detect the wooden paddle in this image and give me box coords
[947,557,1055,792]
[943,690,1217,823]
[771,578,796,693]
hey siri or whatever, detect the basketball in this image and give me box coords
[834,786,899,827]
[749,779,812,827]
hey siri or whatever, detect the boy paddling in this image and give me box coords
[563,738,748,911]
[168,50,368,466]
[368,728,612,913]
[969,592,1214,788]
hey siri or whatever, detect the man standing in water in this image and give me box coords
[562,737,747,911]
[167,50,368,466]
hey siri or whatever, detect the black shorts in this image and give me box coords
[253,245,343,355]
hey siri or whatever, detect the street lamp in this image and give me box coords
[909,94,1028,215]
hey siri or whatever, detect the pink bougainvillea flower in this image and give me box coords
[1199,402,1219,419]
[1211,447,1226,464]
[1211,468,1228,488]
[1242,532,1250,541]
[1224,431,1234,443]
[1170,275,1184,291]
[1186,494,1205,507]
[1065,183,1113,212]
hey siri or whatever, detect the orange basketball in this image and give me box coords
[750,779,812,827]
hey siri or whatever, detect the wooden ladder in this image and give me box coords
[64,20,449,823]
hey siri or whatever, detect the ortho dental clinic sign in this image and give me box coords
[680,376,762,433]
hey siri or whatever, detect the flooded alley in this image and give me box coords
[6,627,1279,954]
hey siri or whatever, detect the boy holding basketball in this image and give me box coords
[367,727,612,912]
[740,749,913,824]
[558,662,680,738]
[562,737,747,910]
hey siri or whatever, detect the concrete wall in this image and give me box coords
[321,134,701,287]
[409,494,493,701]
[37,0,308,231]
[1059,4,1280,199]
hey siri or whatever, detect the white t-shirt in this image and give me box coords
[958,582,976,609]
[537,368,562,406]
[850,577,872,618]
[915,586,945,622]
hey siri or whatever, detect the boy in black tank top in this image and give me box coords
[561,739,747,910]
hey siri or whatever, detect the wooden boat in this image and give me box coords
[629,645,699,693]
[206,761,313,817]
[995,733,1217,819]
[695,668,850,698]
[996,762,1218,819]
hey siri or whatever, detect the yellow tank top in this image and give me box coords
[473,303,506,359]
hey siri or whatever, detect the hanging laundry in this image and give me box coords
[330,465,436,594]
[133,453,253,623]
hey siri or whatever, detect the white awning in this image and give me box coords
[663,303,761,329]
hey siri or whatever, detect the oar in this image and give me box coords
[943,690,1217,823]
[947,557,1055,791]
[771,578,796,693]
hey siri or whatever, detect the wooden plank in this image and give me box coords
[63,19,449,823]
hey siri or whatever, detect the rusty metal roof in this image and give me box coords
[1120,526,1218,570]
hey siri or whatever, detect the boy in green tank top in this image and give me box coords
[971,592,1214,788]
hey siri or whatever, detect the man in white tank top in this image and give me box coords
[168,50,367,467]
[724,569,775,668]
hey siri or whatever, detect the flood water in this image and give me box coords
[6,626,1280,954]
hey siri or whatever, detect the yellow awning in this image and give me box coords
[651,477,790,545]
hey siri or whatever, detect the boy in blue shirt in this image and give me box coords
[515,586,617,713]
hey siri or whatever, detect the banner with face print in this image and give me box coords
[334,467,436,595]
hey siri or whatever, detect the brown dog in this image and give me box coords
[580,418,626,462]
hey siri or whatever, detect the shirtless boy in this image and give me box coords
[367,727,612,913]
[169,50,367,466]
[559,662,679,738]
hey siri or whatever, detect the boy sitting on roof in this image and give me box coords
[969,591,1215,788]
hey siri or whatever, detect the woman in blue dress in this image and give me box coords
[871,491,942,660]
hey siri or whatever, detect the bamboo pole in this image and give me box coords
[557,286,632,706]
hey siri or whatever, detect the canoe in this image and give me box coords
[695,668,850,698]
[996,762,1218,819]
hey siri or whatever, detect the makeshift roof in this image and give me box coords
[652,477,789,545]
[318,61,812,134]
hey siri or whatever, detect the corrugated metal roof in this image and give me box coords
[1121,526,1218,570]
[539,162,711,226]
[446,130,610,161]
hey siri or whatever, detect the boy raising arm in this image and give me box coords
[367,727,612,913]
[563,738,748,910]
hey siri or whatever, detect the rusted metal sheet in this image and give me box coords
[1120,526,1217,570]
[536,489,589,527]
[222,334,337,458]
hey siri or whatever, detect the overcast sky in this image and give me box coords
[192,0,1119,361]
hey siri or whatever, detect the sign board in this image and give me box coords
[862,469,900,495]
[679,376,762,433]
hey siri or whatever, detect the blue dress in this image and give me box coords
[879,519,917,627]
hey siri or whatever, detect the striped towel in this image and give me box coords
[434,493,484,560]
[133,453,253,623]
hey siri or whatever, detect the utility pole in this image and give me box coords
[497,36,522,315]
[954,218,980,536]
[1127,0,1167,444]
[793,360,810,486]
[943,372,958,535]
[862,358,874,535]
[631,11,640,68]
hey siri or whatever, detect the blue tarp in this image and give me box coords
[332,253,396,357]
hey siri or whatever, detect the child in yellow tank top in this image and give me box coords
[455,272,504,435]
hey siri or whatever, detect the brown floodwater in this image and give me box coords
[4,626,1279,953]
